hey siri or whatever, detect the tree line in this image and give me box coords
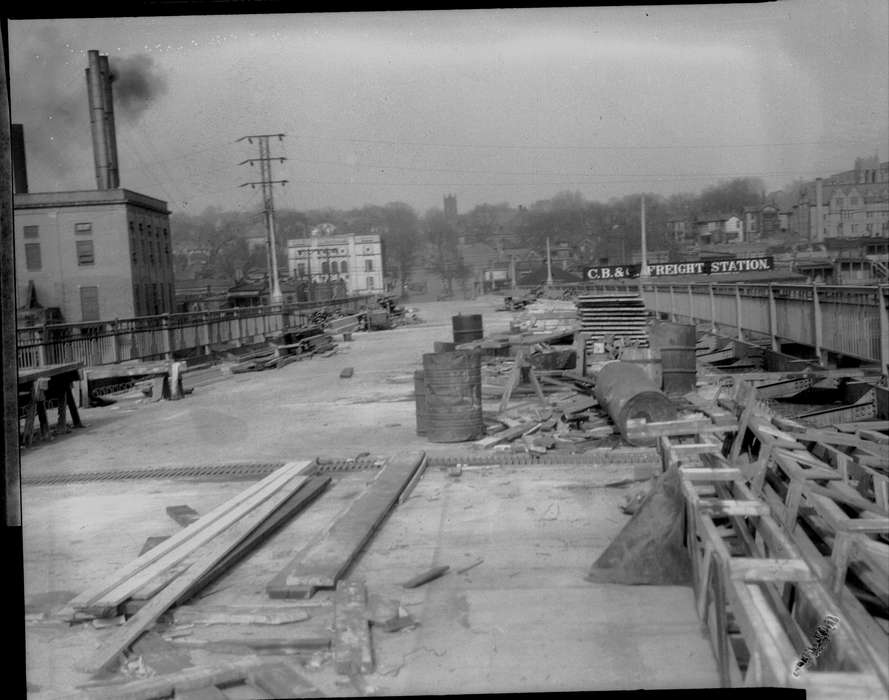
[172,176,769,291]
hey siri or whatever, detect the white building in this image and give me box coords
[287,233,383,295]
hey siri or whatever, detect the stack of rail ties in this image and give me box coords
[663,375,889,696]
[576,292,649,365]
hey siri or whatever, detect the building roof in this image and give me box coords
[14,188,169,214]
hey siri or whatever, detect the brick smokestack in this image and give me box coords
[99,54,120,188]
[11,123,28,194]
[814,178,824,242]
[86,50,120,190]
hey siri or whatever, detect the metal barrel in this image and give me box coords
[648,320,697,395]
[452,314,483,345]
[620,347,662,388]
[594,360,677,447]
[422,351,485,443]
[414,369,428,436]
[433,341,455,353]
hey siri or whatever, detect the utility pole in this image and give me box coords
[640,195,649,277]
[546,237,554,287]
[238,133,287,305]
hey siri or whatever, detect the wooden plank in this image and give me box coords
[402,565,449,589]
[267,452,425,598]
[130,630,192,675]
[81,657,269,700]
[80,473,311,675]
[626,418,734,441]
[246,661,324,698]
[81,469,312,616]
[60,461,311,620]
[134,476,331,604]
[333,579,373,676]
[679,467,743,482]
[397,455,428,505]
[166,505,200,528]
[728,557,813,582]
[697,499,770,518]
[175,686,228,700]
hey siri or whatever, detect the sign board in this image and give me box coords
[583,257,774,281]
[484,269,508,281]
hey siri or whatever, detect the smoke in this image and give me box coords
[109,54,168,122]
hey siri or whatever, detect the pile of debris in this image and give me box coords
[59,453,434,697]
[229,327,337,374]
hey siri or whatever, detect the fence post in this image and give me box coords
[110,320,120,363]
[200,312,210,355]
[767,284,778,352]
[812,284,825,365]
[734,285,743,341]
[162,314,173,360]
[652,285,659,319]
[879,285,889,375]
[708,284,717,334]
[37,326,47,367]
[687,284,694,324]
[669,285,677,322]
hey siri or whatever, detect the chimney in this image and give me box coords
[99,54,120,188]
[11,123,29,194]
[814,178,824,242]
[86,49,120,190]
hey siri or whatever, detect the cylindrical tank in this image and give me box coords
[648,320,697,395]
[452,314,483,345]
[620,347,662,388]
[433,341,455,353]
[594,361,677,446]
[414,369,428,436]
[422,351,485,443]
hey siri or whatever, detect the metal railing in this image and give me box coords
[16,295,375,369]
[575,281,889,368]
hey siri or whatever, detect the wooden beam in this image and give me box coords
[80,473,311,675]
[333,579,373,676]
[60,461,311,620]
[267,452,425,598]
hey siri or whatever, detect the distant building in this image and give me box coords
[443,193,458,221]
[287,233,383,295]
[787,156,889,242]
[694,213,744,245]
[14,188,174,324]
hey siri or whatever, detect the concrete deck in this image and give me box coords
[21,298,719,697]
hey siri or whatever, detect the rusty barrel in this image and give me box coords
[414,370,428,436]
[594,360,677,447]
[649,320,697,395]
[452,313,483,345]
[422,350,484,443]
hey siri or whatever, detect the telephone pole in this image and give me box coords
[238,133,288,304]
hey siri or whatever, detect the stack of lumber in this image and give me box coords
[703,378,889,695]
[59,461,330,675]
[576,292,649,359]
[665,431,886,697]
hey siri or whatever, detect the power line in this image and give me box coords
[294,133,877,152]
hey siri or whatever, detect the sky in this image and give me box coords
[8,2,889,218]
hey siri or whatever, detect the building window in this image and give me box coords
[367,276,375,289]
[297,263,306,276]
[340,260,348,273]
[75,222,93,234]
[331,261,338,274]
[25,243,42,271]
[76,239,95,265]
[80,286,100,321]
[321,261,330,275]
[364,259,373,272]
[23,225,39,238]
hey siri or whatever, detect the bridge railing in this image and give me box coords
[16,295,375,369]
[574,281,889,368]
